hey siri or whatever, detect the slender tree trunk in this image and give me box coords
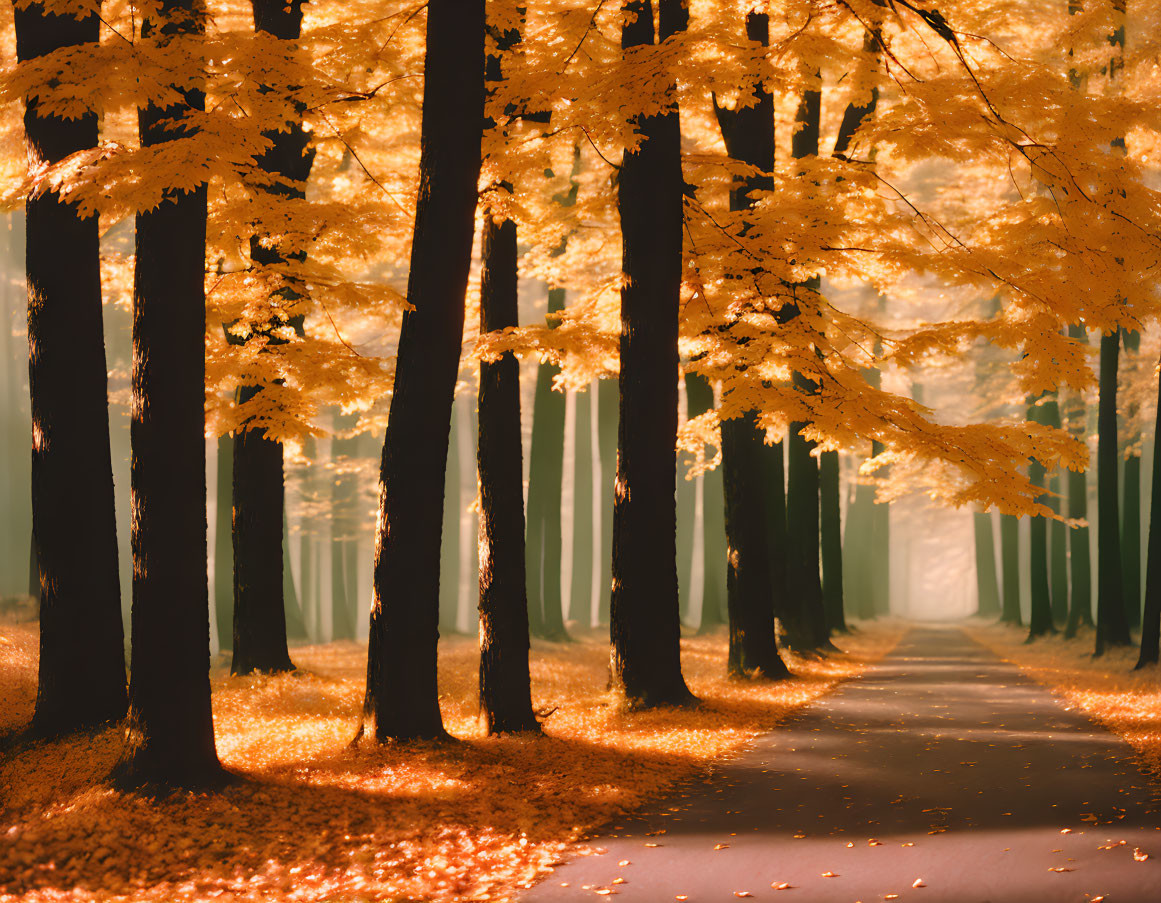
[362,0,484,741]
[868,441,891,617]
[676,390,696,624]
[609,0,694,708]
[764,437,791,627]
[330,430,356,642]
[722,412,790,678]
[974,512,1001,617]
[1121,330,1142,628]
[231,386,293,674]
[687,373,726,631]
[819,449,847,632]
[571,385,594,625]
[231,0,314,671]
[476,13,537,733]
[1000,513,1022,625]
[117,0,222,789]
[477,211,537,733]
[214,436,233,648]
[526,289,568,640]
[1027,459,1055,639]
[439,399,463,633]
[1135,348,1161,668]
[16,1,127,737]
[1065,324,1093,635]
[1096,330,1131,652]
[597,376,618,624]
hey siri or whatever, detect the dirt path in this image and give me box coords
[524,625,1161,902]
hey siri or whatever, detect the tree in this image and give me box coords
[688,373,727,632]
[820,449,846,632]
[570,383,594,626]
[1000,514,1022,626]
[974,511,1001,617]
[608,0,694,709]
[1135,350,1161,669]
[1064,326,1093,636]
[1095,331,1131,653]
[229,0,317,675]
[526,288,569,640]
[596,376,618,624]
[476,7,538,734]
[439,398,463,634]
[1026,395,1055,639]
[16,0,127,737]
[362,0,484,741]
[1120,328,1143,628]
[117,0,223,789]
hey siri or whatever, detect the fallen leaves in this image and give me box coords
[734,892,754,898]
[1048,867,1075,873]
[912,878,926,888]
[772,881,793,890]
[1133,848,1149,862]
[821,870,839,878]
[713,843,730,851]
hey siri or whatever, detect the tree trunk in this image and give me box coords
[687,373,726,631]
[282,507,308,639]
[819,449,847,632]
[676,390,696,625]
[721,412,791,678]
[1000,513,1022,625]
[1121,328,1142,628]
[526,289,568,640]
[973,512,1001,617]
[362,0,484,741]
[1096,330,1131,652]
[1135,347,1161,668]
[439,398,463,633]
[231,0,314,671]
[1065,324,1093,636]
[214,435,233,649]
[609,0,694,709]
[763,437,791,627]
[230,386,293,674]
[477,209,538,733]
[330,417,358,641]
[571,385,594,626]
[16,1,127,738]
[117,0,223,789]
[1027,459,1055,639]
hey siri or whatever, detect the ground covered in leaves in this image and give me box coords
[0,618,902,902]
[967,621,1161,780]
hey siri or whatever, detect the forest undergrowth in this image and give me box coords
[967,622,1161,784]
[0,618,902,903]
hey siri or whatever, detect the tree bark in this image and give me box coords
[1135,347,1161,668]
[362,0,484,741]
[1065,324,1093,635]
[820,449,847,633]
[117,0,223,789]
[16,1,127,737]
[999,513,1022,625]
[439,399,463,633]
[973,512,1001,617]
[1121,330,1142,627]
[1027,459,1055,638]
[477,211,538,733]
[214,436,233,648]
[609,0,694,708]
[230,0,314,673]
[597,376,618,624]
[1096,330,1131,652]
[282,507,308,639]
[526,289,568,640]
[1042,397,1069,624]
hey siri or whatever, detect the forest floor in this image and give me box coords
[522,625,1161,902]
[965,620,1161,779]
[0,616,902,903]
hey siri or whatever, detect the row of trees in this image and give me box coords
[4,0,1160,790]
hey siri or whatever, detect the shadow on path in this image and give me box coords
[524,625,1161,902]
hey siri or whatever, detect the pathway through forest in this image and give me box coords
[524,626,1161,902]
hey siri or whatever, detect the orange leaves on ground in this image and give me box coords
[0,621,903,902]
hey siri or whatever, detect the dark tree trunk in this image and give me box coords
[476,12,537,733]
[1065,324,1093,636]
[526,289,568,640]
[439,400,463,633]
[1121,327,1143,628]
[687,373,726,632]
[609,0,694,709]
[676,393,696,625]
[117,0,223,789]
[16,1,127,738]
[973,512,1001,617]
[819,449,847,632]
[230,386,293,674]
[214,436,233,648]
[763,437,790,627]
[1096,330,1131,653]
[868,441,891,617]
[1000,513,1022,625]
[1136,348,1161,668]
[230,0,314,672]
[571,384,594,625]
[721,412,791,678]
[477,211,538,733]
[330,420,358,641]
[362,0,484,741]
[1027,460,1055,639]
[1038,394,1069,623]
[597,376,618,624]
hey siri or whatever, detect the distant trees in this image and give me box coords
[16,0,127,737]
